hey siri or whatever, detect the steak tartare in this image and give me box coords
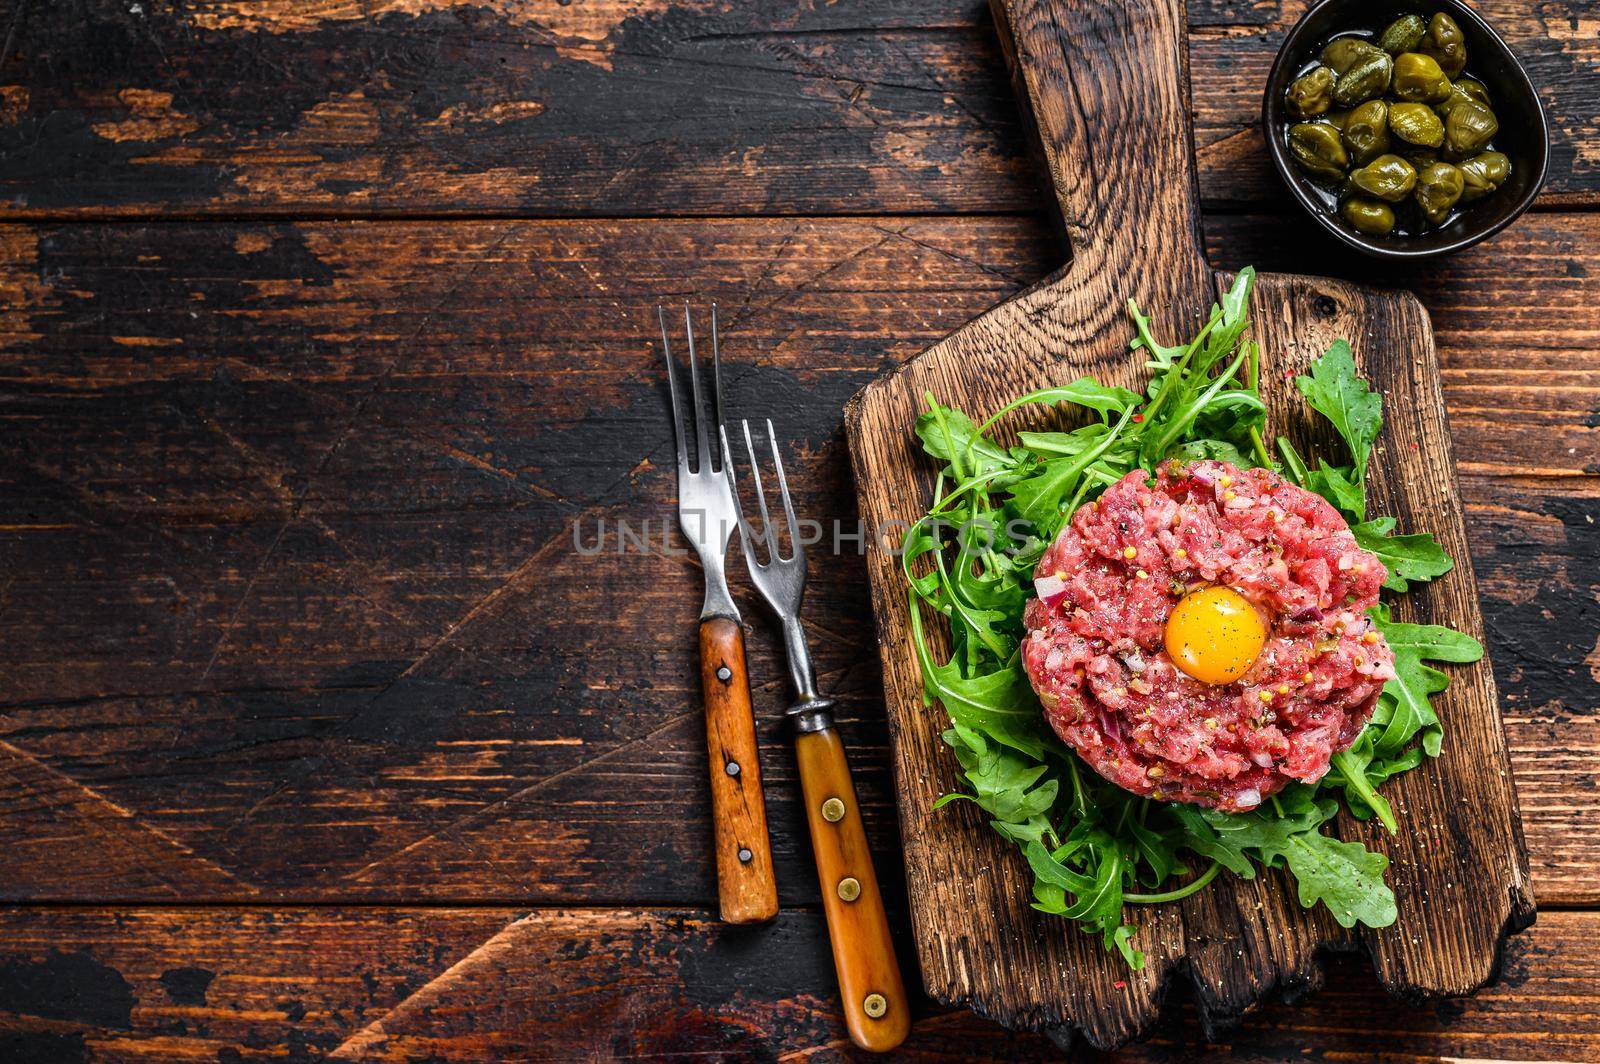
[1020,459,1396,812]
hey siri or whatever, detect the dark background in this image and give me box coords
[0,0,1596,1059]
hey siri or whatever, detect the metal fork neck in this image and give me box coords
[696,548,739,623]
[780,617,835,733]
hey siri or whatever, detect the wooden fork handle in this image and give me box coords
[698,616,778,924]
[796,724,910,1052]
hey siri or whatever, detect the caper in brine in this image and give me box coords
[1414,162,1466,224]
[1287,66,1336,119]
[1444,99,1498,158]
[1389,101,1445,148]
[1377,14,1426,55]
[1321,36,1384,75]
[1342,197,1397,235]
[1458,151,1511,201]
[1419,12,1468,77]
[1391,52,1452,104]
[1454,77,1490,107]
[1333,50,1393,107]
[1434,78,1487,118]
[1288,121,1351,181]
[1342,100,1392,166]
[1350,153,1418,202]
[1397,143,1440,168]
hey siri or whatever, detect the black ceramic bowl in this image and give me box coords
[1263,0,1549,260]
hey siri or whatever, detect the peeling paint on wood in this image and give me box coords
[1,1,1597,215]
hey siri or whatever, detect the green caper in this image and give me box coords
[1341,99,1392,166]
[1419,12,1467,78]
[1321,36,1383,75]
[1389,101,1445,148]
[1396,143,1440,168]
[1287,66,1337,119]
[1444,99,1498,158]
[1458,151,1511,201]
[1333,50,1393,107]
[1433,78,1488,118]
[1454,77,1490,107]
[1350,153,1418,202]
[1341,197,1397,236]
[1377,14,1426,55]
[1288,121,1350,182]
[1391,52,1452,104]
[1414,161,1465,224]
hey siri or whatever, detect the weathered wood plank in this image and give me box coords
[0,216,1594,906]
[0,0,1595,216]
[0,905,1596,1061]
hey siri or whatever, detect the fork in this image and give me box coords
[723,418,910,1053]
[661,304,778,926]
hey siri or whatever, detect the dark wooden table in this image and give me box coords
[1,1,1596,1060]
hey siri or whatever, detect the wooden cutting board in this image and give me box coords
[843,0,1534,1049]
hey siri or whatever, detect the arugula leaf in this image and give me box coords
[1303,462,1365,520]
[909,590,1049,759]
[1277,436,1311,486]
[937,725,1059,845]
[1128,299,1187,368]
[1028,835,1143,968]
[1008,409,1135,529]
[1368,604,1484,760]
[1189,388,1268,459]
[1296,340,1383,476]
[1329,739,1398,834]
[915,401,1018,481]
[1198,795,1397,929]
[1017,423,1127,458]
[1128,815,1189,886]
[1168,437,1250,466]
[979,379,1142,427]
[1280,827,1397,929]
[1353,517,1454,593]
[1169,804,1256,877]
[1220,266,1256,325]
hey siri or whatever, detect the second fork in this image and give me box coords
[723,418,910,1053]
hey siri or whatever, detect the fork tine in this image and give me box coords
[709,303,726,467]
[659,306,687,469]
[719,425,762,562]
[684,303,712,472]
[765,419,802,562]
[742,419,780,559]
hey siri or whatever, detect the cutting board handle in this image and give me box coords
[990,0,1209,294]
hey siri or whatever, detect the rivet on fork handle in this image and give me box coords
[797,723,910,1051]
[698,616,778,924]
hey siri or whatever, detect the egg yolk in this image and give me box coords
[1164,585,1266,685]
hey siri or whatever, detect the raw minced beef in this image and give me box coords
[1020,459,1396,812]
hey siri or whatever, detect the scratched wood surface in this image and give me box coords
[2,0,1599,215]
[0,0,1597,1059]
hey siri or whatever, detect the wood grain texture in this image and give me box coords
[843,0,1531,1047]
[0,0,1593,1054]
[1,0,1598,217]
[697,616,778,924]
[796,725,910,1052]
[1,905,1598,1062]
[0,214,1594,909]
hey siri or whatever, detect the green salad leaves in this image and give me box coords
[903,268,1482,967]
